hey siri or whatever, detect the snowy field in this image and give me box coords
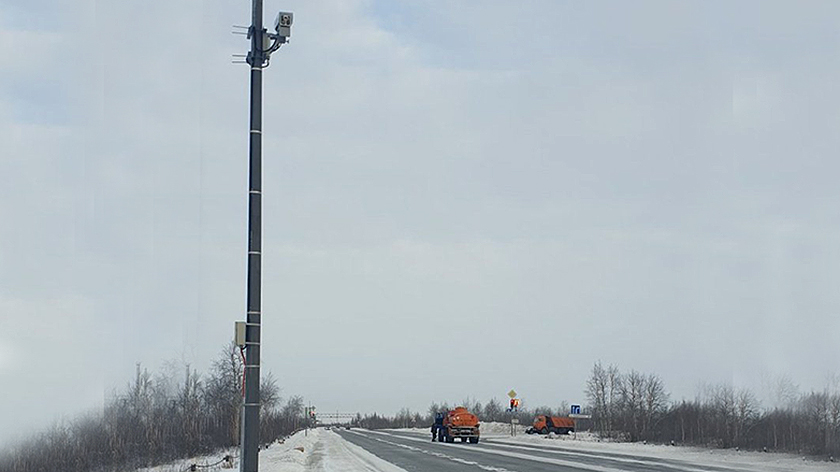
[137,424,839,472]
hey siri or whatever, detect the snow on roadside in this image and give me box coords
[136,429,407,472]
[134,430,318,472]
[258,428,320,472]
[137,447,239,472]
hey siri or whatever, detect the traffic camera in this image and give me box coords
[275,12,293,39]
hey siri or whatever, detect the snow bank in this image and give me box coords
[136,429,407,472]
[137,447,239,472]
[259,429,319,472]
[134,430,317,472]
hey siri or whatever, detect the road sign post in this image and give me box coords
[569,409,591,440]
[507,391,519,436]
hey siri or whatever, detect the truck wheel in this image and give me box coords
[541,427,548,434]
[469,437,479,444]
[445,436,454,443]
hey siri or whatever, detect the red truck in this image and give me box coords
[431,407,480,443]
[526,415,575,435]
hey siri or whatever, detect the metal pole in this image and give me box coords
[241,0,264,471]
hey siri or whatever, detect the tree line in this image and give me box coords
[7,353,838,471]
[0,342,307,472]
[586,361,840,459]
[356,364,840,461]
[352,398,573,431]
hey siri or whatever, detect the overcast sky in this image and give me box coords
[2,0,840,445]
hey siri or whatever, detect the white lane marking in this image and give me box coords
[346,430,520,472]
[359,430,724,472]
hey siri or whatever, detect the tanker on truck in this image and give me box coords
[431,407,480,443]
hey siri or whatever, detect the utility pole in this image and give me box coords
[238,3,292,472]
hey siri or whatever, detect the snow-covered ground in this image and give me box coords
[138,424,839,472]
[137,447,238,472]
[137,429,406,472]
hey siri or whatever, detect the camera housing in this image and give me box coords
[275,12,293,38]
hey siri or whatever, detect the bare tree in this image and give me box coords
[586,361,609,436]
[619,370,646,441]
[281,395,305,431]
[763,373,800,410]
[0,342,299,472]
[427,402,441,422]
[532,405,554,417]
[261,371,280,413]
[483,398,503,422]
[470,400,484,420]
[641,373,669,440]
[733,388,758,446]
[557,400,570,417]
[205,341,245,444]
[397,408,413,428]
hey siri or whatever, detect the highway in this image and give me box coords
[334,429,763,472]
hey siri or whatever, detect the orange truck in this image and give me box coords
[431,407,480,443]
[526,415,575,435]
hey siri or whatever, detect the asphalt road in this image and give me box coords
[335,429,755,472]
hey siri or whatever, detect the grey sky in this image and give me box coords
[2,0,840,444]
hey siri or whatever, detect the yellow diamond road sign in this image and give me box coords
[508,389,517,398]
